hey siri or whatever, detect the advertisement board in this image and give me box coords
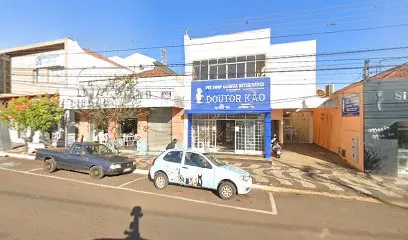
[191,78,270,113]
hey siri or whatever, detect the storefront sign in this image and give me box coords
[191,78,270,112]
[342,93,360,116]
[35,54,64,68]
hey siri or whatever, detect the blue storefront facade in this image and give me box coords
[185,77,272,159]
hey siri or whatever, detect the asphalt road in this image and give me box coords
[1,157,408,240]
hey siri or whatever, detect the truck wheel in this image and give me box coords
[43,159,57,173]
[90,166,104,179]
[154,172,168,190]
[218,181,236,200]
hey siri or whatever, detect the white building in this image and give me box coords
[0,38,144,146]
[183,28,324,158]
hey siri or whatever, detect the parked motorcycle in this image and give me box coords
[271,134,282,158]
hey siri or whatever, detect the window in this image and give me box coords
[192,54,266,80]
[185,152,212,169]
[237,63,245,78]
[200,60,208,80]
[33,68,49,83]
[163,151,183,164]
[209,65,217,79]
[218,65,226,79]
[70,145,83,155]
[49,67,64,83]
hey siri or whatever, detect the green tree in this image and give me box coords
[0,97,30,150]
[26,94,64,139]
[0,94,63,152]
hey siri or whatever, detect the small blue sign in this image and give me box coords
[342,93,360,117]
[191,78,270,113]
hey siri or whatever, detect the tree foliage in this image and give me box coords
[80,76,142,136]
[26,95,64,132]
[0,94,64,139]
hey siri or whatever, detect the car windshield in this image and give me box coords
[85,144,113,155]
[204,153,225,166]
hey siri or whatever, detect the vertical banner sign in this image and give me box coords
[342,93,360,117]
[191,78,271,112]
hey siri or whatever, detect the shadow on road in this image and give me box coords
[94,206,147,240]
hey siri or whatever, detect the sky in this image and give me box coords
[1,0,408,90]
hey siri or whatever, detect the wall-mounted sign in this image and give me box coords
[191,78,270,113]
[342,93,360,117]
[35,54,64,68]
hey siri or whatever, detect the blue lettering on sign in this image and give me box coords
[191,78,270,112]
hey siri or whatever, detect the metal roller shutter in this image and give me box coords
[148,108,172,151]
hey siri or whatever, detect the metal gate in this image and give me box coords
[192,119,216,151]
[235,120,263,154]
[148,108,172,151]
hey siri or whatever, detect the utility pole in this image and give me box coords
[363,59,370,81]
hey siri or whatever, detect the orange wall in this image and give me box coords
[137,108,148,142]
[171,108,184,145]
[77,113,90,142]
[313,83,364,171]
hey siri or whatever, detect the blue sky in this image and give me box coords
[1,0,408,90]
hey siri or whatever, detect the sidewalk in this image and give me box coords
[128,145,408,206]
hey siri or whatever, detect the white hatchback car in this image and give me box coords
[149,149,252,200]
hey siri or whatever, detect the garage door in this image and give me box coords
[148,108,172,152]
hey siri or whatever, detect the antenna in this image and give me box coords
[161,48,167,65]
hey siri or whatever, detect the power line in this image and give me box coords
[9,64,404,80]
[5,23,408,57]
[187,0,406,29]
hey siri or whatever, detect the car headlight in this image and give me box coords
[240,175,250,182]
[109,164,121,169]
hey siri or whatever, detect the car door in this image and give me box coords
[160,150,184,184]
[64,145,82,170]
[180,152,215,189]
[66,145,89,171]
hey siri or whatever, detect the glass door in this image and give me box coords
[235,120,246,154]
[193,120,216,152]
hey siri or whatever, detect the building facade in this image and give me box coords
[183,29,323,158]
[313,82,364,171]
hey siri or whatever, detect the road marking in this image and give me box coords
[0,167,275,216]
[117,176,147,188]
[25,168,43,173]
[268,192,278,215]
[0,162,21,168]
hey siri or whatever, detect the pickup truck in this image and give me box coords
[35,142,136,179]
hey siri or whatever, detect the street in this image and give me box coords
[1,157,408,240]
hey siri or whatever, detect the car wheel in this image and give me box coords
[43,159,57,173]
[218,181,236,200]
[154,172,168,190]
[90,166,105,179]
